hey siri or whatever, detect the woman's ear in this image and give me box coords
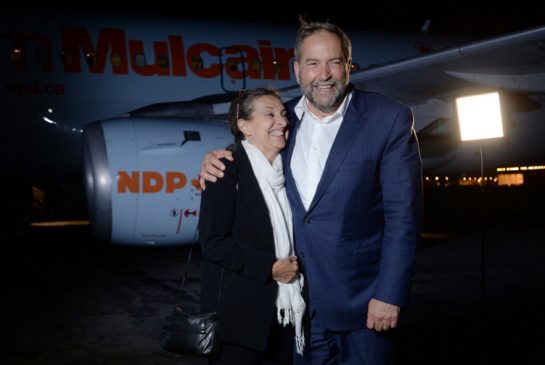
[237,119,251,138]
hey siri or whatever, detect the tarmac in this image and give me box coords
[1,186,544,364]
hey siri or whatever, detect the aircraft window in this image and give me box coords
[158,55,169,69]
[9,48,22,63]
[61,50,73,65]
[135,53,146,68]
[34,48,49,65]
[251,59,262,73]
[226,58,238,72]
[351,63,360,72]
[191,56,203,71]
[111,52,122,67]
[85,52,97,66]
[272,59,282,74]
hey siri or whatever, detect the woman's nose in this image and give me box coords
[277,117,288,127]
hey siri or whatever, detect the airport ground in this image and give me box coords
[1,185,544,364]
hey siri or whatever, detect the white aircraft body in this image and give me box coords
[2,12,545,245]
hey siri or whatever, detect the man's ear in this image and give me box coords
[293,61,300,83]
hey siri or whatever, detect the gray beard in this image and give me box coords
[301,82,348,114]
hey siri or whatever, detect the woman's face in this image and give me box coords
[238,95,288,162]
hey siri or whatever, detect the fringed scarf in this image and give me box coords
[241,140,305,355]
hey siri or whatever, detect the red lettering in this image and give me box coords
[117,171,187,193]
[166,171,187,192]
[143,171,163,193]
[62,27,128,74]
[223,45,261,79]
[0,32,52,72]
[3,27,295,81]
[258,40,275,80]
[169,35,186,76]
[186,43,220,78]
[273,47,294,80]
[129,40,170,76]
[118,171,139,193]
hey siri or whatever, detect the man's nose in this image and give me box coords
[317,64,332,79]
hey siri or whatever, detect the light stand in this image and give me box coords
[456,91,505,364]
[478,146,485,315]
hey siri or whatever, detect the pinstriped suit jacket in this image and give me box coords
[283,87,423,331]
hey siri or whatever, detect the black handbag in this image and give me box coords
[160,241,224,357]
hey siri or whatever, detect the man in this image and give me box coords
[200,19,422,365]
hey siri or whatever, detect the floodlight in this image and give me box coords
[456,92,503,142]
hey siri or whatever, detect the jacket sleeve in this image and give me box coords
[375,105,423,308]
[198,158,276,283]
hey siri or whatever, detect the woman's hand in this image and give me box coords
[272,256,299,283]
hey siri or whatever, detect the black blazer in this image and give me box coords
[198,143,280,351]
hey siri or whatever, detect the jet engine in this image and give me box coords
[82,116,232,245]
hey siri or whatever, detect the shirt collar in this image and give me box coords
[294,90,353,123]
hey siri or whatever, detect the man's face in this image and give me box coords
[294,30,350,117]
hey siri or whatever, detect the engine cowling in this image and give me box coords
[82,117,232,245]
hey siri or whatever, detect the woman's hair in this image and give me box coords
[228,87,282,141]
[294,17,352,64]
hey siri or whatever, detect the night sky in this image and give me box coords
[6,0,545,37]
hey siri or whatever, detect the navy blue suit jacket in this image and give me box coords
[283,87,422,331]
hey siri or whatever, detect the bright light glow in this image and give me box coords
[42,116,57,125]
[497,173,524,186]
[31,220,90,227]
[456,92,503,141]
[99,173,109,186]
[497,164,545,172]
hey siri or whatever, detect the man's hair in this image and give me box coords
[228,87,282,141]
[294,16,352,63]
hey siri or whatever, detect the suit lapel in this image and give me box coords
[307,94,367,213]
[282,100,306,212]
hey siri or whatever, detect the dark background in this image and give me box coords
[1,3,545,364]
[4,0,545,37]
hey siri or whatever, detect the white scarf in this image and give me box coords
[241,140,306,355]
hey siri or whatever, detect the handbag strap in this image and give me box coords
[179,239,224,308]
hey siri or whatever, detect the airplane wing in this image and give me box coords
[282,25,545,173]
[349,25,545,103]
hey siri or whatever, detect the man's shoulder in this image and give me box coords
[284,95,302,111]
[352,88,408,111]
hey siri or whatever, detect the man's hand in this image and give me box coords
[366,298,400,332]
[272,256,299,283]
[199,149,233,190]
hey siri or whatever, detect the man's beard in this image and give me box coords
[300,78,348,114]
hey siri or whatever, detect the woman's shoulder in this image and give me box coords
[229,142,251,168]
[213,143,246,182]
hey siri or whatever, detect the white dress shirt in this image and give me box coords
[291,91,352,210]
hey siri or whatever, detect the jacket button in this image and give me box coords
[304,217,311,224]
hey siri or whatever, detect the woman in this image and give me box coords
[198,88,305,365]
